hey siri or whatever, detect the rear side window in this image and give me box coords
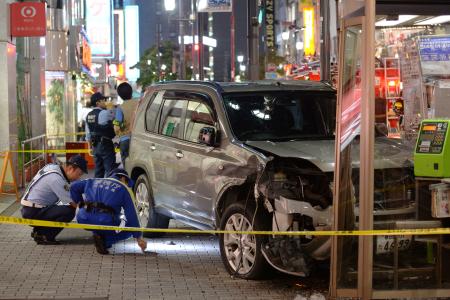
[159,99,186,138]
[145,92,163,132]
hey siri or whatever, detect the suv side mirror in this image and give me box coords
[198,126,218,147]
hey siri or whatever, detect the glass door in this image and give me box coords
[331,18,363,297]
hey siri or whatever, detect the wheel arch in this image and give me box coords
[215,181,255,228]
[130,165,149,183]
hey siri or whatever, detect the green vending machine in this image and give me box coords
[414,119,450,177]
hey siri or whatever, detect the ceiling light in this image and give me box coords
[375,15,418,27]
[415,15,450,25]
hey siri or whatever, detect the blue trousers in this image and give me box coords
[77,210,134,248]
[119,139,130,168]
[93,141,116,178]
[21,205,75,240]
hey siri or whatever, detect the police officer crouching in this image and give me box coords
[86,92,116,178]
[70,168,147,254]
[21,155,88,245]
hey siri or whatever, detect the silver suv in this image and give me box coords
[127,81,414,279]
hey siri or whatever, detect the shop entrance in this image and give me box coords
[331,1,450,298]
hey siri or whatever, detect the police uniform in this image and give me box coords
[21,164,76,243]
[86,103,116,178]
[70,171,142,252]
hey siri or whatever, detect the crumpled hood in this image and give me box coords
[245,138,413,172]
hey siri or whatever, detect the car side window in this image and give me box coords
[159,99,186,138]
[184,100,216,143]
[145,91,164,132]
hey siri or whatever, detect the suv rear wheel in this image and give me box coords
[219,202,271,279]
[134,174,170,238]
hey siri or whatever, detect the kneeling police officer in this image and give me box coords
[70,168,147,254]
[21,155,88,244]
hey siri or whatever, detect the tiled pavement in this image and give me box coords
[0,196,328,300]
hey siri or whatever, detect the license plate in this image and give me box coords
[376,235,412,254]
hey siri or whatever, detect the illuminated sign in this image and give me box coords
[303,7,315,56]
[124,5,140,82]
[81,38,92,71]
[265,0,275,50]
[10,2,46,37]
[86,0,114,57]
[179,36,217,48]
[197,0,232,12]
[419,35,450,75]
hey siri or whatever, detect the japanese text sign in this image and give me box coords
[10,2,46,37]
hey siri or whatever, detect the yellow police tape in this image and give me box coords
[11,149,91,154]
[1,215,450,236]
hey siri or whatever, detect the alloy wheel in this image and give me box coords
[222,213,257,275]
[135,181,150,228]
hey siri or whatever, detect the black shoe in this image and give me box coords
[93,234,109,255]
[34,235,62,245]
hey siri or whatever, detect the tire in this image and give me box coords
[134,174,170,238]
[219,202,271,279]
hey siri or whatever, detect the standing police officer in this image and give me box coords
[70,168,147,254]
[21,155,88,244]
[86,92,116,178]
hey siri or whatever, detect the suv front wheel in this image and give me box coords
[219,202,271,279]
[134,174,170,238]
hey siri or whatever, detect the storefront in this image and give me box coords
[331,0,450,298]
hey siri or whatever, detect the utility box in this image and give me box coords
[415,120,450,177]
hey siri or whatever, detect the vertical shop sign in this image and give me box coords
[124,6,140,82]
[10,2,46,37]
[303,7,315,56]
[81,38,92,72]
[265,0,275,51]
[86,0,114,57]
[197,0,232,12]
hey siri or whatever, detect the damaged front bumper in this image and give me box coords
[261,196,333,277]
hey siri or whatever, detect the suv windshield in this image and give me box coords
[223,92,336,142]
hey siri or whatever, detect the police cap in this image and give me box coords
[68,155,88,174]
[90,92,107,107]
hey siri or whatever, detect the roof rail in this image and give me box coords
[155,80,224,92]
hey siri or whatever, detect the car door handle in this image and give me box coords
[175,151,184,159]
[150,144,156,151]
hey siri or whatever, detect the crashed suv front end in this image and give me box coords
[220,89,415,277]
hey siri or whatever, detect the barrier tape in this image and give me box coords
[11,149,91,154]
[1,215,450,236]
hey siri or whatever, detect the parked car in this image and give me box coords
[126,81,415,279]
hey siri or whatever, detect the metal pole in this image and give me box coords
[230,0,235,81]
[157,1,162,81]
[247,0,260,80]
[178,0,185,79]
[197,12,204,81]
[358,0,375,298]
[249,16,260,80]
[191,0,198,79]
[320,0,331,81]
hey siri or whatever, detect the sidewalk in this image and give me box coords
[0,196,328,300]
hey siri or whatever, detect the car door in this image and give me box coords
[156,92,188,211]
[173,93,220,226]
[132,90,165,197]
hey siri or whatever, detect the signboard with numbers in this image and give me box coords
[419,35,450,75]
